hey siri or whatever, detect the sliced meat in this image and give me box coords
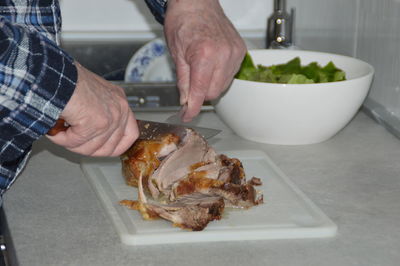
[120,128,264,231]
[145,194,225,231]
[217,154,246,185]
[191,162,221,180]
[149,129,212,195]
[120,194,225,231]
[171,173,263,208]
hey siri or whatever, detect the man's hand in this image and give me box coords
[47,63,138,157]
[164,0,246,122]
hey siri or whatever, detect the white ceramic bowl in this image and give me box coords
[214,49,374,145]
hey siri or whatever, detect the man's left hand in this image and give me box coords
[164,0,246,122]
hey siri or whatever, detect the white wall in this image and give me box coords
[356,0,400,119]
[291,0,359,56]
[59,0,272,41]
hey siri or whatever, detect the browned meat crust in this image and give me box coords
[120,134,179,187]
[248,177,263,186]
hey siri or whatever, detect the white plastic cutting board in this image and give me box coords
[81,150,337,246]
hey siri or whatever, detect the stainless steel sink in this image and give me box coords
[61,41,147,79]
[116,82,181,111]
[115,82,212,112]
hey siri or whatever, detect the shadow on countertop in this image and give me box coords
[30,137,85,165]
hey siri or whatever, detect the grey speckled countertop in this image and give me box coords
[3,111,400,266]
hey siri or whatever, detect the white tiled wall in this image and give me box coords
[356,0,400,119]
[290,0,359,56]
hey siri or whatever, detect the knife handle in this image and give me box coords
[47,118,69,136]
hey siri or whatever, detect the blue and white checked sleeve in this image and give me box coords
[0,0,166,194]
[0,3,77,193]
[144,0,168,24]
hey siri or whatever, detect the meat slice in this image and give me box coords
[120,128,264,231]
[216,155,246,185]
[148,129,213,197]
[248,177,263,186]
[171,173,263,208]
[145,194,225,231]
[121,195,224,231]
[190,162,221,180]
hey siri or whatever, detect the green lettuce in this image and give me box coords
[235,53,346,84]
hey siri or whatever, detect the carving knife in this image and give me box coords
[47,119,221,140]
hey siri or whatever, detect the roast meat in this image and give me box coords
[120,128,263,231]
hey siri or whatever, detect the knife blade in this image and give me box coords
[47,118,221,140]
[138,119,221,140]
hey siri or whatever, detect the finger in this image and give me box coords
[182,58,214,122]
[90,105,134,156]
[66,123,118,156]
[67,135,109,156]
[90,128,124,156]
[46,124,100,149]
[178,104,188,121]
[46,110,115,149]
[46,130,70,146]
[204,65,230,101]
[109,111,139,156]
[205,46,245,101]
[175,57,191,105]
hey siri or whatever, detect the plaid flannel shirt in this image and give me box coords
[0,0,167,195]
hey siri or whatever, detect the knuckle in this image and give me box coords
[191,81,208,96]
[110,107,122,122]
[114,97,129,116]
[120,101,131,116]
[206,90,221,100]
[96,116,111,131]
[236,39,247,53]
[216,48,231,62]
[195,41,217,58]
[233,45,245,59]
[131,128,140,142]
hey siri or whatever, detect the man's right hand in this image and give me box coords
[46,63,138,157]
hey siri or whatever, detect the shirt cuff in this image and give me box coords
[144,0,168,24]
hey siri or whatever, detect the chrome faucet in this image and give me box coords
[266,0,295,49]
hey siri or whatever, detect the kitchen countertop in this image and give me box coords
[3,110,400,266]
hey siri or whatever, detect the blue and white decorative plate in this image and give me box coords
[124,38,176,83]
